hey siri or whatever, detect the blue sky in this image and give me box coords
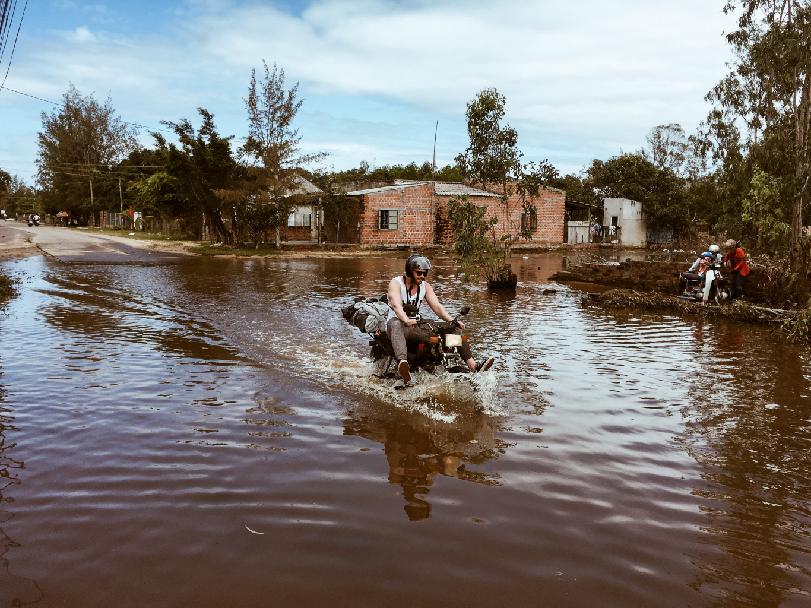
[0,0,735,183]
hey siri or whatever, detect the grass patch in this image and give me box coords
[85,227,181,241]
[190,243,288,257]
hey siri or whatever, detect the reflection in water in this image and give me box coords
[0,354,42,605]
[682,323,811,606]
[344,405,503,520]
[1,253,810,605]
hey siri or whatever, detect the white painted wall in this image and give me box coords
[603,198,647,246]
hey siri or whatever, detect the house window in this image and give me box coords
[521,208,538,232]
[287,210,312,227]
[379,209,398,230]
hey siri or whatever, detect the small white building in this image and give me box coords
[603,197,647,247]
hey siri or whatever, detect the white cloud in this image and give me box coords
[2,0,737,181]
[69,26,97,42]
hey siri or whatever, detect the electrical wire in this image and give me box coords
[0,0,27,92]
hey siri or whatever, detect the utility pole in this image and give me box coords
[89,176,94,208]
[432,120,438,178]
[118,177,123,212]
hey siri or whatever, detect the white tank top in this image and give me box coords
[387,275,426,321]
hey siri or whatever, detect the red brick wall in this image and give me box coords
[434,187,565,246]
[281,225,313,241]
[357,183,436,246]
[355,183,565,247]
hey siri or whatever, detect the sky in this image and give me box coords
[0,0,737,184]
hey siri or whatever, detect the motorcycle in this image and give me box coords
[677,263,731,304]
[27,213,40,227]
[342,297,475,382]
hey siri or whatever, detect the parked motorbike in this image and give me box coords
[678,264,731,304]
[342,298,474,380]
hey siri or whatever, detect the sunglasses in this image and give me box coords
[414,270,427,276]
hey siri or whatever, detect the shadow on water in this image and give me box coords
[342,404,506,521]
[680,322,811,606]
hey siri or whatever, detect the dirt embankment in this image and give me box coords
[551,259,794,305]
[0,225,40,260]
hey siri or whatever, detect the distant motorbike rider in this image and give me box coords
[708,243,723,264]
[722,239,750,300]
[387,254,493,385]
[678,251,715,298]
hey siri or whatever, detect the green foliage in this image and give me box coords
[455,88,522,189]
[36,84,139,218]
[128,171,181,217]
[158,108,239,242]
[783,304,811,342]
[585,153,690,232]
[446,195,501,282]
[0,170,36,216]
[242,60,325,245]
[704,0,811,265]
[321,161,463,187]
[742,167,791,252]
[241,202,276,247]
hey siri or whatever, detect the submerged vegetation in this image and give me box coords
[0,273,16,302]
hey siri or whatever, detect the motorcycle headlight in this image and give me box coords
[444,334,463,347]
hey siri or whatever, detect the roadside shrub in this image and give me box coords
[783,306,811,343]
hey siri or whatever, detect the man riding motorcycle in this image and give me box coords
[387,254,493,385]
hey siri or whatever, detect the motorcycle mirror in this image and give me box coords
[459,306,471,316]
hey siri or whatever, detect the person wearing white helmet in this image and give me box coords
[386,254,493,385]
[708,243,723,265]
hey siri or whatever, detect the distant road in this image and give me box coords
[0,222,186,264]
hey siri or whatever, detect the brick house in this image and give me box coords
[280,174,323,242]
[342,180,565,247]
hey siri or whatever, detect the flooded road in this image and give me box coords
[0,252,809,607]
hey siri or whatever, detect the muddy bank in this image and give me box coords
[583,289,811,344]
[553,259,788,304]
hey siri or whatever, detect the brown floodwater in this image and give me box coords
[0,252,809,607]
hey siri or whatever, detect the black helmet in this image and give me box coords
[405,254,432,277]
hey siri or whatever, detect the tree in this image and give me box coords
[743,166,791,252]
[455,88,522,194]
[242,61,324,247]
[446,195,499,282]
[707,1,811,270]
[645,124,689,175]
[455,89,524,286]
[157,108,239,242]
[36,84,139,218]
[585,153,691,234]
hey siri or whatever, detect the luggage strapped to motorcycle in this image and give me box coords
[342,296,390,336]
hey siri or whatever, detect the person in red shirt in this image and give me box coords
[722,239,750,300]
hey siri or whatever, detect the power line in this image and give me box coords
[3,85,57,104]
[0,0,27,92]
[0,0,18,64]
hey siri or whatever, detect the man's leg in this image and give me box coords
[446,327,493,372]
[386,317,410,382]
[730,272,740,299]
[734,273,747,299]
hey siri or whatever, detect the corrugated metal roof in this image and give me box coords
[345,182,429,196]
[283,174,323,197]
[433,182,500,197]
